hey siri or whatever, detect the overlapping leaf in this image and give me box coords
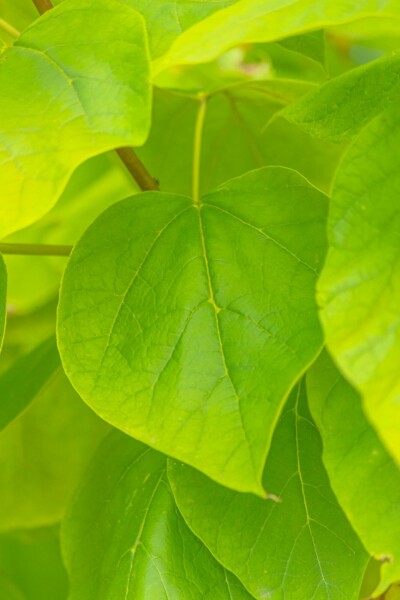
[63,431,254,600]
[0,0,151,238]
[58,167,327,494]
[318,103,400,465]
[307,352,400,596]
[169,383,368,600]
[284,53,400,141]
[0,255,6,352]
[155,0,400,73]
[0,367,107,531]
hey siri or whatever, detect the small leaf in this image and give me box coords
[0,336,60,431]
[155,0,400,73]
[278,30,326,66]
[0,254,6,351]
[284,53,400,141]
[318,103,400,466]
[307,351,400,596]
[58,167,327,494]
[62,431,255,600]
[168,382,368,600]
[0,0,151,238]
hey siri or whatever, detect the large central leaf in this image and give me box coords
[0,0,151,238]
[57,167,327,494]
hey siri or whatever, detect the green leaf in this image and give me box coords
[63,431,254,600]
[0,0,151,238]
[0,574,24,600]
[58,167,327,494]
[0,370,108,531]
[140,81,342,198]
[154,0,400,73]
[284,53,400,141]
[278,30,326,66]
[0,336,60,430]
[318,103,400,466]
[0,254,6,352]
[126,0,238,58]
[169,382,368,600]
[307,351,400,596]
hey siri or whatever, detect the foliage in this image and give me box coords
[0,0,400,598]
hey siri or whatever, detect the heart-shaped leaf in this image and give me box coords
[307,351,400,596]
[168,382,368,600]
[63,431,255,600]
[318,103,400,466]
[58,167,327,494]
[0,0,151,238]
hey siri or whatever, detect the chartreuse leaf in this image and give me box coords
[0,0,151,239]
[278,30,325,66]
[155,0,400,73]
[0,370,107,531]
[126,0,238,58]
[0,255,6,351]
[62,431,254,600]
[168,382,368,600]
[58,167,327,495]
[0,336,59,430]
[318,103,400,466]
[307,351,400,596]
[284,54,400,142]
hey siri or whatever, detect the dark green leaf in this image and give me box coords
[169,383,368,600]
[63,432,254,599]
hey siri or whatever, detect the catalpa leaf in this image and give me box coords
[0,370,107,531]
[307,351,400,596]
[154,0,400,73]
[318,103,400,466]
[0,254,6,351]
[0,336,60,431]
[284,53,400,142]
[62,431,254,600]
[0,0,151,238]
[57,167,327,495]
[168,382,368,600]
